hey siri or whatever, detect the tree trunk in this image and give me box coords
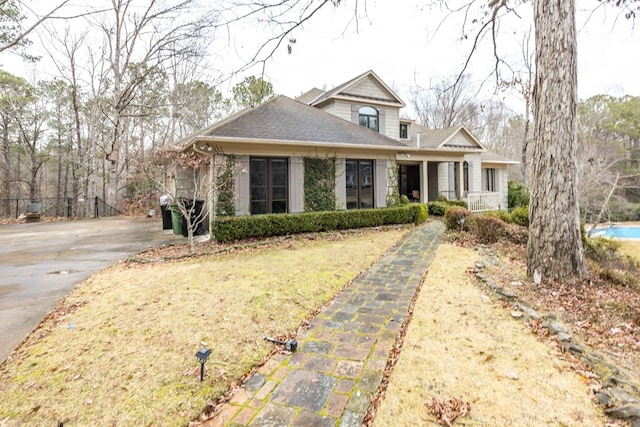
[1,115,11,216]
[527,0,588,282]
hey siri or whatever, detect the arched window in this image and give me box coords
[358,106,379,132]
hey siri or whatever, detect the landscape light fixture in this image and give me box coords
[195,346,211,382]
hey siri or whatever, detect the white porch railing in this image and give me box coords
[464,192,501,212]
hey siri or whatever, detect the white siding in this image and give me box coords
[438,162,449,196]
[290,157,304,213]
[323,97,400,141]
[384,107,399,140]
[234,156,250,216]
[321,100,352,122]
[443,133,479,148]
[335,158,346,210]
[464,154,482,193]
[348,78,392,100]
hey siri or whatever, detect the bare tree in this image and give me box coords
[410,75,482,130]
[88,0,215,207]
[499,28,534,184]
[0,0,72,55]
[142,149,241,253]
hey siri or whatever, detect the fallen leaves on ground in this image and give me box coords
[426,397,471,427]
[452,230,640,409]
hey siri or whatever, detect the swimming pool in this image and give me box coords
[592,226,640,239]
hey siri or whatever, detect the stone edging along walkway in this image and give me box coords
[473,246,640,427]
[199,221,444,427]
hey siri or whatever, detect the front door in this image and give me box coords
[398,164,420,201]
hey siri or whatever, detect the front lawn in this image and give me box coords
[0,227,407,426]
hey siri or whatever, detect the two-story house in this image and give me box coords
[172,70,516,222]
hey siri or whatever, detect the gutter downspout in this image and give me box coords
[192,142,214,242]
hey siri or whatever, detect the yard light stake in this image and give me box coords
[195,347,211,382]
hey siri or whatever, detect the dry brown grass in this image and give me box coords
[373,243,605,427]
[0,228,407,426]
[619,239,640,262]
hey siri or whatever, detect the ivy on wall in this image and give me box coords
[304,157,336,212]
[215,154,236,217]
[386,159,401,207]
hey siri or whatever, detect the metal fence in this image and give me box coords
[0,197,121,219]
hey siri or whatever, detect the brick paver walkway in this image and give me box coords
[204,221,444,427]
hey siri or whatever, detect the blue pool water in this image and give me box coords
[593,226,640,239]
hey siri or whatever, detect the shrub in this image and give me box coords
[510,206,529,227]
[436,194,448,202]
[584,236,621,263]
[484,209,511,223]
[427,201,448,216]
[468,215,507,244]
[211,204,427,242]
[399,194,410,205]
[446,199,468,209]
[508,181,530,209]
[415,203,428,225]
[444,206,470,231]
[505,223,528,245]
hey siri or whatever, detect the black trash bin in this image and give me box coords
[180,199,206,237]
[160,205,172,230]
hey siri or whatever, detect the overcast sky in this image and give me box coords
[221,0,640,113]
[2,0,639,119]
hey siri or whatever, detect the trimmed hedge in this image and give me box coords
[427,201,448,216]
[211,204,428,242]
[427,199,468,216]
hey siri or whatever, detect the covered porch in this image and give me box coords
[397,160,502,212]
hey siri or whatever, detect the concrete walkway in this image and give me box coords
[204,221,444,427]
[0,217,185,363]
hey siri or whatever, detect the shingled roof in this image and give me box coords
[409,124,484,150]
[177,95,409,149]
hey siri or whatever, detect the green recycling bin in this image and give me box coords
[170,205,183,235]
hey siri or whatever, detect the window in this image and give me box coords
[345,159,374,209]
[483,168,496,192]
[358,106,379,132]
[399,123,408,139]
[250,157,288,214]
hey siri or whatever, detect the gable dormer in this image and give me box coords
[304,71,406,141]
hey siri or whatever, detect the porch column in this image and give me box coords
[420,161,428,203]
[458,160,465,199]
[375,160,387,208]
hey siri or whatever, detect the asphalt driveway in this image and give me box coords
[0,217,185,363]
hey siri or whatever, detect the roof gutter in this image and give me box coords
[187,136,407,153]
